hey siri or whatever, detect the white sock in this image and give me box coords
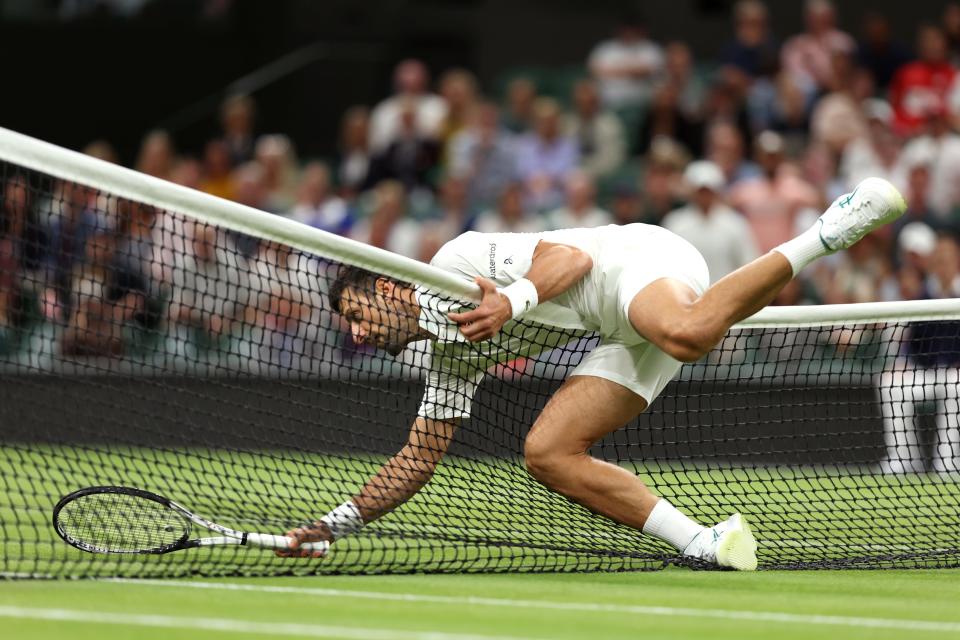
[642,499,705,552]
[774,223,831,276]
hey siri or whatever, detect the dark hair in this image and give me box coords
[327,265,409,314]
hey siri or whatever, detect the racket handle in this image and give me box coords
[245,532,330,553]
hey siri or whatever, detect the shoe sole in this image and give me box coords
[715,514,758,571]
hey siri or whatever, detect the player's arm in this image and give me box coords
[278,416,457,557]
[449,241,593,342]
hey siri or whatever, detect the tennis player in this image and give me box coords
[279,175,905,570]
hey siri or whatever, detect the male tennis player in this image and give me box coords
[279,175,905,570]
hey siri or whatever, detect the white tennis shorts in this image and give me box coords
[569,228,710,405]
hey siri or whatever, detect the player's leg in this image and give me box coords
[524,364,756,569]
[932,367,960,473]
[631,177,906,363]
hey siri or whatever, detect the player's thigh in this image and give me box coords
[526,375,647,457]
[626,277,701,349]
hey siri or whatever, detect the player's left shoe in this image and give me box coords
[684,513,758,571]
[817,177,907,252]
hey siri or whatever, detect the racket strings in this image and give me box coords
[57,492,189,553]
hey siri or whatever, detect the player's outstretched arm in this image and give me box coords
[278,416,457,557]
[450,241,592,342]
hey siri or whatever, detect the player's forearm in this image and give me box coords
[351,443,444,522]
[523,243,593,304]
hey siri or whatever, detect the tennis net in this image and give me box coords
[1,127,959,578]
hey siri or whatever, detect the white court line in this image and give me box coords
[112,579,960,634]
[0,605,532,640]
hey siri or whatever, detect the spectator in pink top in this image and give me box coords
[780,0,856,100]
[728,130,822,253]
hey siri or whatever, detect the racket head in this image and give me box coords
[53,486,192,554]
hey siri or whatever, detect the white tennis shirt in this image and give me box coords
[414,224,707,420]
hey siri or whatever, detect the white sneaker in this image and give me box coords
[684,513,758,571]
[818,177,907,252]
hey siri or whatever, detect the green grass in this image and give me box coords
[1,569,959,639]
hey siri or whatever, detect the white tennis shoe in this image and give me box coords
[684,513,758,571]
[817,177,907,252]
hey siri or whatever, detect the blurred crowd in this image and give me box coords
[4,0,960,360]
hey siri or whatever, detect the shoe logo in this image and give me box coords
[837,186,859,209]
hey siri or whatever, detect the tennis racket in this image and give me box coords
[52,485,329,555]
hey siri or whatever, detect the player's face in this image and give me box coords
[338,284,418,356]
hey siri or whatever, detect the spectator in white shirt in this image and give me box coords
[546,171,614,230]
[349,180,422,259]
[840,99,903,191]
[369,59,447,152]
[563,78,626,180]
[897,107,960,218]
[588,16,665,109]
[662,161,760,283]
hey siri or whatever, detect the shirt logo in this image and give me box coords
[488,243,497,277]
[504,256,513,265]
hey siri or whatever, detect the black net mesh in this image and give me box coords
[1,161,959,578]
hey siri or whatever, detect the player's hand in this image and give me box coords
[448,277,512,342]
[275,521,332,558]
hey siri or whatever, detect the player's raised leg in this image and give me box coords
[524,374,757,570]
[630,177,907,364]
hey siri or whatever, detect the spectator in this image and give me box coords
[810,52,871,154]
[664,41,708,121]
[255,134,300,212]
[424,175,474,248]
[637,81,703,158]
[45,182,98,321]
[546,171,613,230]
[349,180,422,258]
[369,59,447,152]
[890,146,943,254]
[890,24,957,137]
[219,94,256,166]
[840,99,902,191]
[167,223,246,340]
[82,140,119,165]
[449,101,518,211]
[662,161,759,282]
[0,177,31,339]
[336,106,372,199]
[135,129,175,180]
[705,121,760,186]
[562,78,626,180]
[502,76,538,134]
[609,182,644,226]
[856,11,912,91]
[945,2,960,65]
[639,138,688,224]
[767,72,812,151]
[728,130,821,253]
[515,98,579,212]
[780,0,856,100]
[200,139,236,201]
[288,162,351,235]
[437,68,479,162]
[878,233,960,474]
[366,98,442,193]
[701,79,753,149]
[588,15,665,109]
[719,0,779,83]
[231,162,272,256]
[170,157,203,190]
[473,182,547,234]
[897,106,960,217]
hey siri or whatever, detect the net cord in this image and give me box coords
[1,125,958,327]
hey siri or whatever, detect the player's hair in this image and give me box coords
[328,265,409,314]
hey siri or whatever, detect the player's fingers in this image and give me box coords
[475,276,498,295]
[448,308,481,323]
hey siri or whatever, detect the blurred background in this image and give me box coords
[3,0,960,315]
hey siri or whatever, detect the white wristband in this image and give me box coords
[500,278,539,319]
[320,501,364,540]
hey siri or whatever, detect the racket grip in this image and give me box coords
[245,532,330,553]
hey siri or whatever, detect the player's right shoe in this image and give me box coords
[684,513,758,571]
[817,177,907,252]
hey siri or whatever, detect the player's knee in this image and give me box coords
[523,436,567,487]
